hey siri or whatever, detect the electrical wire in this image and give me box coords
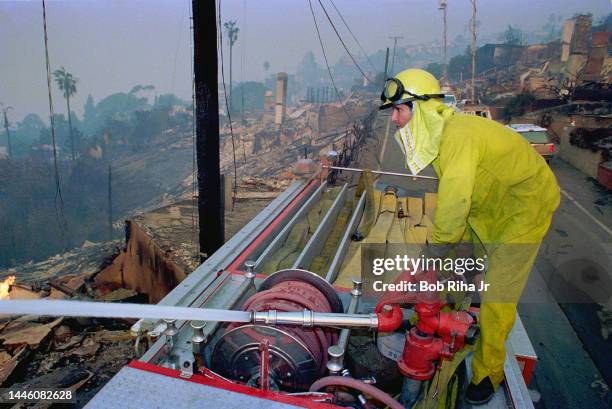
[327,0,379,74]
[218,0,237,210]
[307,0,353,122]
[240,0,247,163]
[41,0,67,233]
[188,1,198,251]
[316,0,371,83]
[170,2,186,95]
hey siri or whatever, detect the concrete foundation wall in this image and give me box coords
[568,114,612,129]
[558,128,604,178]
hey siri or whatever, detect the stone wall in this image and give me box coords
[557,125,604,178]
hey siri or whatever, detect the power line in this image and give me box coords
[41,0,67,233]
[189,1,198,250]
[217,0,237,210]
[170,2,186,95]
[327,0,379,74]
[307,0,353,122]
[469,0,477,101]
[316,0,371,83]
[240,0,247,163]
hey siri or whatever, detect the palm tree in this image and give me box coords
[223,20,239,111]
[53,67,78,160]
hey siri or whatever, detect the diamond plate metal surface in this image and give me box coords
[85,366,305,409]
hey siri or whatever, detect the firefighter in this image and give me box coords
[379,68,560,404]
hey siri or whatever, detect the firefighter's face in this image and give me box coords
[391,104,413,128]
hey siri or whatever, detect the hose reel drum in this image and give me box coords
[210,269,343,391]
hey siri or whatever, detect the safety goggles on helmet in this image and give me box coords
[379,78,445,110]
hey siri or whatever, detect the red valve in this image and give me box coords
[414,299,444,335]
[371,268,479,381]
[397,300,478,381]
[397,328,444,380]
[375,303,403,332]
[415,299,475,349]
[437,310,476,347]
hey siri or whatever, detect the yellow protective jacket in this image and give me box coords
[430,114,560,245]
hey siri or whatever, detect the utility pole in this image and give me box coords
[193,0,223,261]
[383,47,390,80]
[379,47,393,170]
[470,0,477,101]
[1,105,13,159]
[438,0,448,84]
[388,36,403,75]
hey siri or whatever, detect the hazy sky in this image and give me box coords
[0,0,610,122]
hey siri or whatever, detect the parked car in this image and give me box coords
[458,99,493,120]
[442,94,457,109]
[507,123,555,163]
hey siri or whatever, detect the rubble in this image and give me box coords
[6,284,42,300]
[0,240,122,286]
[0,245,138,397]
[0,306,135,401]
[0,317,62,351]
[70,337,101,359]
[0,347,28,385]
[98,288,140,302]
[10,367,93,409]
[54,334,86,352]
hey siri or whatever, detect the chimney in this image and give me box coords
[275,72,288,125]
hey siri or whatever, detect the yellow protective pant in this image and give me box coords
[471,242,541,388]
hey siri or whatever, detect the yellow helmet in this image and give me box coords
[379,68,443,110]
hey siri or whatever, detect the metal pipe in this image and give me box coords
[1,299,380,330]
[322,165,438,180]
[337,281,361,347]
[327,278,362,374]
[252,310,378,329]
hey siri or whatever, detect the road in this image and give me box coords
[372,112,612,408]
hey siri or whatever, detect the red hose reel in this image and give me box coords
[211,269,342,392]
[240,279,338,368]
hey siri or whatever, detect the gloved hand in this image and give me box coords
[376,268,441,307]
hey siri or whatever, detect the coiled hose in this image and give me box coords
[309,376,404,409]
